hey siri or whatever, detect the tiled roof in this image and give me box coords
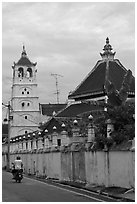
[68,59,135,100]
[56,102,103,118]
[41,117,63,134]
[16,57,34,66]
[40,103,67,116]
[2,123,8,134]
[15,46,36,66]
[2,124,8,139]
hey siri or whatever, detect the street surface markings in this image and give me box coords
[24,176,115,202]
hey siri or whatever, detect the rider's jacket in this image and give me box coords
[14,160,23,170]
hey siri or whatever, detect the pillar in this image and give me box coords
[52,132,58,147]
[27,139,32,151]
[106,119,114,138]
[19,140,22,150]
[32,138,37,150]
[87,124,95,142]
[61,130,68,146]
[38,137,43,149]
[23,140,26,150]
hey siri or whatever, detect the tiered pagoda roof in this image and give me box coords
[68,38,135,101]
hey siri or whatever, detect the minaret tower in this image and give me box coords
[10,46,40,138]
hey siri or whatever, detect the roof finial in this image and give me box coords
[100,37,116,60]
[23,43,25,51]
[22,43,27,57]
[106,37,109,44]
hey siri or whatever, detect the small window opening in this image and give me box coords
[27,91,29,94]
[27,103,30,106]
[25,131,27,134]
[57,139,61,146]
[22,92,24,94]
[22,102,25,107]
[24,88,27,91]
[25,116,27,119]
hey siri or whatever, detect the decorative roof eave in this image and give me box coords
[128,91,135,96]
[68,90,105,100]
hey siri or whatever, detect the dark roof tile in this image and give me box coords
[69,59,135,100]
[56,102,103,118]
[41,104,67,116]
[16,57,33,66]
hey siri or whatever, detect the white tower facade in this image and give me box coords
[10,46,40,138]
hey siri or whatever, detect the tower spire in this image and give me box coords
[100,37,116,60]
[22,43,27,57]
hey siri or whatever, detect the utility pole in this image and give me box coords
[51,73,63,104]
[2,101,11,171]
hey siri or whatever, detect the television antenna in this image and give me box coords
[51,73,63,104]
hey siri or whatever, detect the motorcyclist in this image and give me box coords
[12,156,23,178]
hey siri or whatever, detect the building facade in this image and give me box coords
[10,46,40,138]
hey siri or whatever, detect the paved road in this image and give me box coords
[2,171,116,202]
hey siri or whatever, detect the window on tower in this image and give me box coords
[25,131,28,134]
[18,67,24,78]
[27,103,30,106]
[22,102,25,107]
[27,68,33,78]
[22,92,24,94]
[27,91,29,94]
[25,116,27,119]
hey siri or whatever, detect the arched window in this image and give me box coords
[27,68,33,78]
[18,67,24,78]
[22,102,25,107]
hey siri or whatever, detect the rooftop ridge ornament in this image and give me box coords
[22,44,27,57]
[100,37,116,60]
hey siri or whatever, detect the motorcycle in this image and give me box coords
[13,169,23,183]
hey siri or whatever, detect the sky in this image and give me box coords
[2,2,135,108]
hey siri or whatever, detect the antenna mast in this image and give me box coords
[51,73,63,104]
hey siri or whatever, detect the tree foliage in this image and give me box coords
[94,102,135,148]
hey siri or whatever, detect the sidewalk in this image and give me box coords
[53,180,135,202]
[85,184,135,202]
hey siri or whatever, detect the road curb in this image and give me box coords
[52,180,135,202]
[23,172,135,202]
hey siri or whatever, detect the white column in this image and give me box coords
[12,141,16,152]
[52,132,58,147]
[61,131,68,146]
[19,141,22,150]
[38,137,43,149]
[10,142,13,153]
[27,139,31,151]
[23,140,26,150]
[87,124,95,142]
[32,138,37,149]
[15,141,19,151]
[106,119,114,138]
[44,136,49,148]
